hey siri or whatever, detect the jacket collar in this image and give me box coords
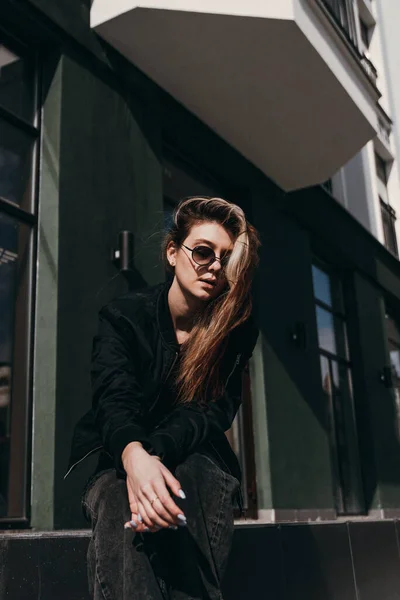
[156,277,180,350]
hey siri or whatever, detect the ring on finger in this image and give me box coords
[150,496,159,507]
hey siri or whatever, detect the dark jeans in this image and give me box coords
[82,452,240,600]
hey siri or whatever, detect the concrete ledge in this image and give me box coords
[1,520,400,599]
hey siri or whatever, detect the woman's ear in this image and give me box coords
[166,241,177,268]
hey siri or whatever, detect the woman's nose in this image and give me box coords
[208,258,222,272]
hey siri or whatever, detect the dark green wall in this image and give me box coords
[286,187,400,513]
[54,55,164,527]
[4,0,400,528]
[252,195,334,511]
[352,274,400,510]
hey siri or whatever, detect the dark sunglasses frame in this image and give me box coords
[181,244,230,268]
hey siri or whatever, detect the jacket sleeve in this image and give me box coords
[147,327,259,468]
[91,305,154,470]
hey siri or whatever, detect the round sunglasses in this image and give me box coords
[181,244,230,269]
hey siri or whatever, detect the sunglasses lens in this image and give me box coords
[193,246,215,265]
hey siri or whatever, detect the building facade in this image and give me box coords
[2,0,400,596]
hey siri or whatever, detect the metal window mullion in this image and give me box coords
[0,198,36,225]
[390,214,399,258]
[341,368,366,514]
[315,298,346,319]
[326,357,345,514]
[0,105,39,139]
[319,346,352,367]
[0,42,39,525]
[6,223,33,519]
[345,0,358,45]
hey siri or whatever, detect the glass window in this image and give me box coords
[360,19,370,49]
[0,213,18,366]
[313,262,364,515]
[0,214,23,517]
[385,313,400,442]
[316,306,337,354]
[321,0,358,46]
[0,37,38,524]
[0,118,34,206]
[375,153,388,185]
[312,264,332,307]
[380,199,399,258]
[0,44,35,123]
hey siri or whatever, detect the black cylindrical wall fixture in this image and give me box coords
[112,230,134,272]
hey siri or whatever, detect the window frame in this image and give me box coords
[321,0,358,48]
[359,18,370,50]
[0,31,40,527]
[312,258,365,515]
[375,152,388,185]
[380,198,399,259]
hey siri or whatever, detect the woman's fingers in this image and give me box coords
[126,479,138,517]
[122,448,186,532]
[139,487,171,528]
[151,480,186,524]
[124,481,144,531]
[137,498,162,531]
[161,465,186,500]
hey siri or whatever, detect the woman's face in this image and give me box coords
[167,221,234,302]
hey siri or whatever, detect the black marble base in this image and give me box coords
[1,520,400,599]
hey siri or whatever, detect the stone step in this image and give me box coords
[1,520,400,599]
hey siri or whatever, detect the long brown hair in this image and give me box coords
[162,197,260,406]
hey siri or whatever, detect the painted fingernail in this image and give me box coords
[177,514,186,521]
[130,521,138,528]
[138,514,143,523]
[169,525,178,530]
[178,489,186,499]
[124,522,131,529]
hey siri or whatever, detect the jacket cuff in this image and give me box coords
[109,425,154,473]
[148,431,179,468]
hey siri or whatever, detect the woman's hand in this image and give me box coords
[122,442,186,532]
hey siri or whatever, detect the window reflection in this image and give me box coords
[0,45,34,122]
[386,317,400,443]
[0,213,18,517]
[0,119,33,205]
[316,306,336,354]
[313,262,363,514]
[0,37,37,522]
[312,265,332,306]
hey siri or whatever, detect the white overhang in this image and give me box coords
[91,0,380,191]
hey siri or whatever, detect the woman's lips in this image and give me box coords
[199,279,216,287]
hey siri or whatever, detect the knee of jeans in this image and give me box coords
[85,471,129,524]
[175,453,218,488]
[176,454,239,497]
[174,453,202,480]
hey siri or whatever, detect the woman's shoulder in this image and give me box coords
[99,281,165,327]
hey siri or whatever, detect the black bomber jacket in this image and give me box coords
[65,279,259,487]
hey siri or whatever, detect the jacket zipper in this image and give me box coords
[66,351,240,478]
[65,352,179,478]
[222,352,245,517]
[225,353,242,387]
[148,351,179,414]
[64,445,103,480]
